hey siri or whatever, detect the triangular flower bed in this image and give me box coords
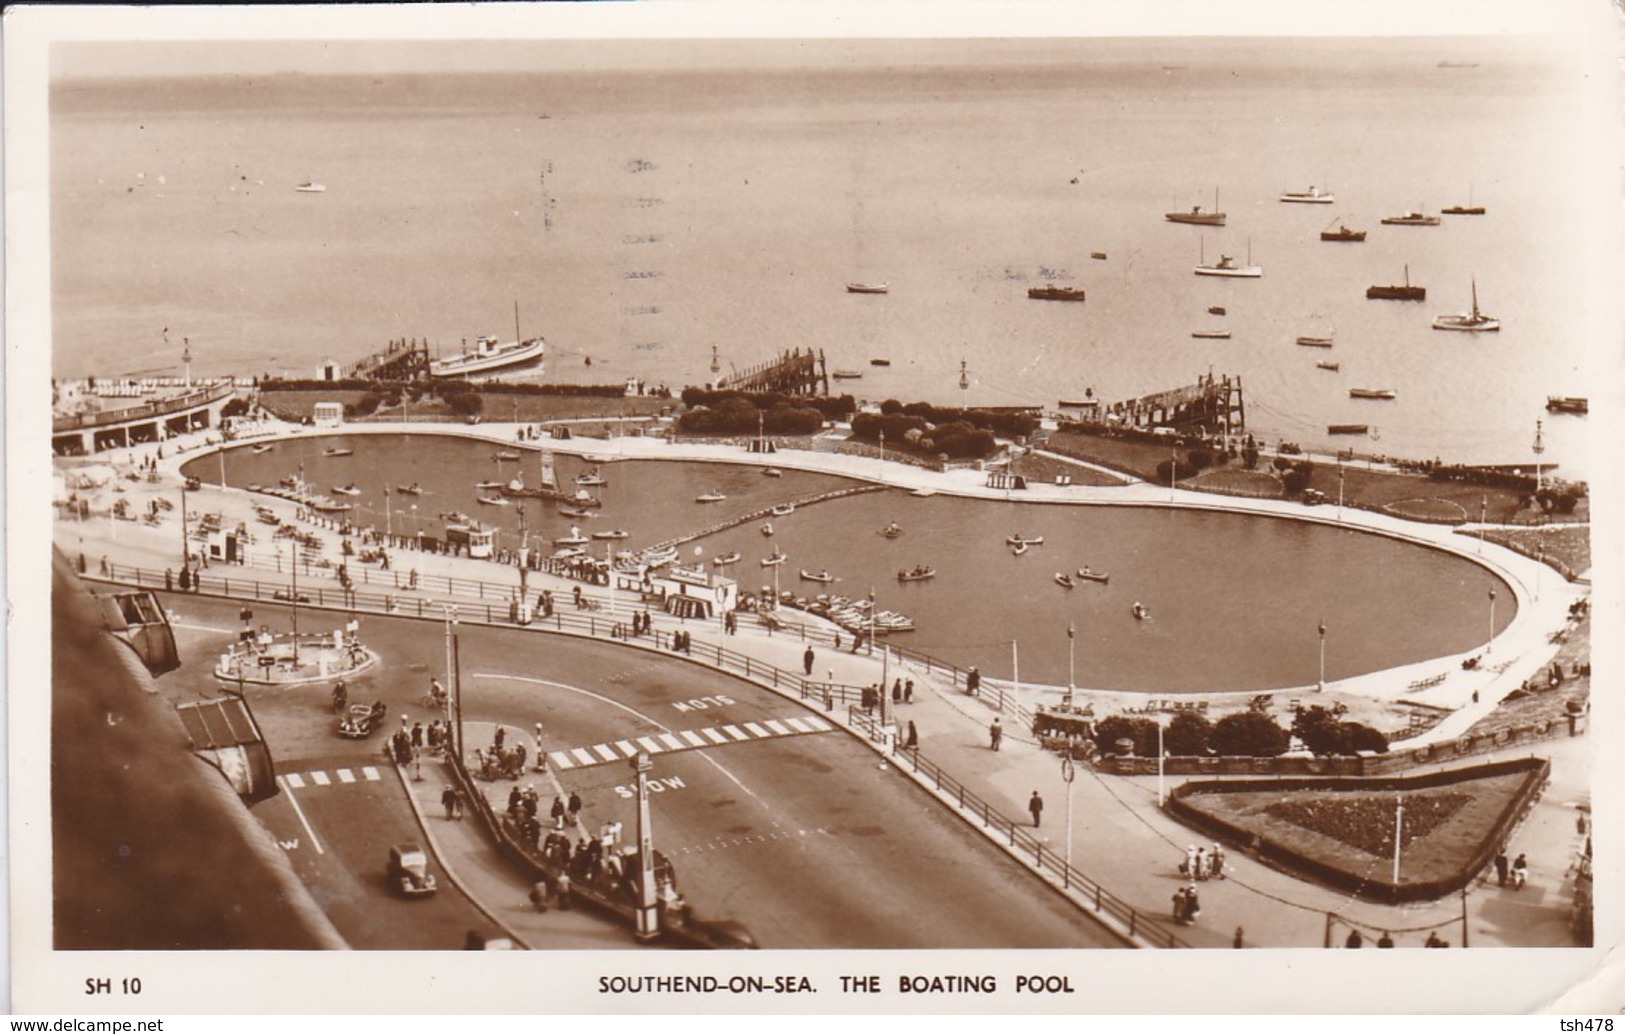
[1167,757,1549,903]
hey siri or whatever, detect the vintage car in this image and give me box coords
[338,701,386,738]
[388,843,438,897]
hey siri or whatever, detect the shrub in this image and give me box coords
[1165,711,1214,756]
[221,397,252,419]
[1187,448,1215,471]
[1211,711,1290,757]
[1092,715,1161,757]
[444,392,484,418]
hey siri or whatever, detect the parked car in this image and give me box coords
[389,843,438,897]
[338,701,386,738]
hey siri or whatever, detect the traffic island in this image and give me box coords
[211,630,378,687]
[1167,756,1549,903]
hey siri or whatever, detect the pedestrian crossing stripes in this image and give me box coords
[547,714,835,771]
[281,766,383,790]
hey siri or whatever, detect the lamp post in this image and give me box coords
[1065,621,1076,709]
[879,429,885,464]
[1487,586,1497,655]
[1392,793,1405,886]
[1157,716,1167,807]
[631,751,659,941]
[444,605,460,756]
[1337,458,1345,520]
[1060,755,1076,886]
[1533,417,1545,496]
[1317,618,1327,692]
[1478,496,1487,555]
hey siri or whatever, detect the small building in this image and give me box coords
[313,402,344,428]
[316,358,342,381]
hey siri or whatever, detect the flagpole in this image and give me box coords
[1065,622,1075,709]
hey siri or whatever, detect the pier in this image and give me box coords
[719,348,829,396]
[637,483,887,558]
[343,338,431,382]
[1099,371,1245,436]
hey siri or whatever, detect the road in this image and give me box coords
[159,594,1123,948]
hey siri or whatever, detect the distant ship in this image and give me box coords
[1166,188,1225,226]
[430,334,546,378]
[1381,211,1440,226]
[1328,424,1369,435]
[295,181,326,194]
[1191,330,1231,340]
[1280,185,1335,204]
[1316,361,1341,371]
[1027,285,1086,302]
[1295,336,1334,348]
[1349,388,1397,400]
[1194,239,1261,278]
[1432,278,1500,332]
[1442,204,1486,215]
[847,282,889,294]
[1367,265,1425,301]
[1546,396,1588,414]
[1320,225,1366,242]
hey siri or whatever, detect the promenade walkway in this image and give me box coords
[54,418,1591,949]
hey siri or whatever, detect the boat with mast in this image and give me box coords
[1194,238,1261,278]
[1280,185,1335,204]
[429,302,546,378]
[1380,211,1440,227]
[1432,278,1500,332]
[1165,188,1225,226]
[1367,265,1426,301]
[1320,222,1366,242]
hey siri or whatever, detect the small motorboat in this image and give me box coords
[555,529,590,545]
[252,444,274,454]
[880,522,903,539]
[323,447,353,457]
[575,469,607,486]
[712,551,742,567]
[761,550,787,567]
[1316,361,1341,372]
[896,567,935,582]
[332,484,361,496]
[1076,567,1110,584]
[1091,251,1109,261]
[1131,602,1150,621]
[478,496,511,507]
[1349,388,1397,400]
[801,569,837,583]
[847,282,889,295]
[770,503,795,516]
[696,491,727,503]
[494,451,521,461]
[1006,534,1044,547]
[1295,336,1334,348]
[870,358,892,367]
[475,480,503,490]
[832,370,864,380]
[763,468,783,478]
[1011,542,1030,557]
[1207,305,1227,316]
[761,522,775,537]
[396,483,423,495]
[1055,573,1075,589]
[558,506,595,519]
[1191,330,1231,340]
[591,529,630,540]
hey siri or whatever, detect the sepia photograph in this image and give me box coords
[7,0,1622,1017]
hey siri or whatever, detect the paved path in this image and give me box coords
[56,419,1591,948]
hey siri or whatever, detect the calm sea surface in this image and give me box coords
[55,38,1596,474]
[187,433,1515,692]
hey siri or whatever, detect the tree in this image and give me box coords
[1282,460,1315,495]
[1291,706,1347,756]
[1211,711,1290,757]
[444,391,484,418]
[1187,448,1215,471]
[1164,711,1214,756]
[221,397,252,419]
[1091,715,1161,757]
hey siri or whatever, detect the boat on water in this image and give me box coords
[763,468,783,478]
[295,181,326,194]
[251,444,274,454]
[558,506,594,518]
[696,491,727,503]
[1076,567,1110,584]
[431,306,546,378]
[712,552,741,567]
[1320,224,1366,242]
[574,470,607,486]
[494,451,521,461]
[847,283,889,294]
[308,497,351,514]
[1166,188,1225,226]
[761,550,787,567]
[1280,185,1335,204]
[770,503,795,516]
[332,484,362,496]
[1194,238,1261,278]
[1432,278,1500,332]
[1055,573,1075,589]
[1380,211,1440,226]
[1131,602,1150,621]
[568,489,602,509]
[591,529,630,540]
[1006,534,1044,546]
[870,358,891,367]
[478,495,511,506]
[1296,336,1334,348]
[1207,305,1227,316]
[1546,396,1588,414]
[1442,204,1485,215]
[896,566,935,583]
[475,480,503,490]
[1328,424,1369,435]
[1010,542,1030,556]
[880,522,903,539]
[396,483,423,495]
[761,522,774,537]
[499,476,549,498]
[1349,388,1397,400]
[800,569,836,583]
[323,447,353,457]
[1316,361,1341,371]
[1191,330,1231,340]
[1367,265,1426,301]
[832,370,864,380]
[1091,251,1109,260]
[1028,285,1087,302]
[555,529,590,545]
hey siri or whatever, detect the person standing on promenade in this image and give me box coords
[1512,852,1528,889]
[803,645,815,676]
[1028,791,1044,827]
[967,667,980,697]
[1345,929,1363,949]
[905,721,918,751]
[989,717,1003,751]
[441,785,458,820]
[892,679,903,705]
[568,790,583,827]
[1494,849,1509,887]
[904,679,914,703]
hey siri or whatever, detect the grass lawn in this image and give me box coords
[1189,468,1282,498]
[1012,450,1129,487]
[1182,768,1540,892]
[1475,525,1591,577]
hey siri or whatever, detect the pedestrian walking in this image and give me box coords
[1494,849,1509,887]
[1194,846,1208,880]
[441,785,457,820]
[1182,885,1201,923]
[966,666,980,697]
[1512,852,1528,889]
[1233,927,1246,949]
[164,568,174,591]
[529,880,550,914]
[1345,928,1363,948]
[1183,845,1198,879]
[568,790,583,827]
[551,795,567,831]
[1210,842,1226,880]
[989,717,1003,751]
[1172,886,1189,924]
[1029,791,1044,827]
[803,645,815,676]
[1377,931,1395,948]
[905,721,918,750]
[904,679,914,703]
[892,679,902,705]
